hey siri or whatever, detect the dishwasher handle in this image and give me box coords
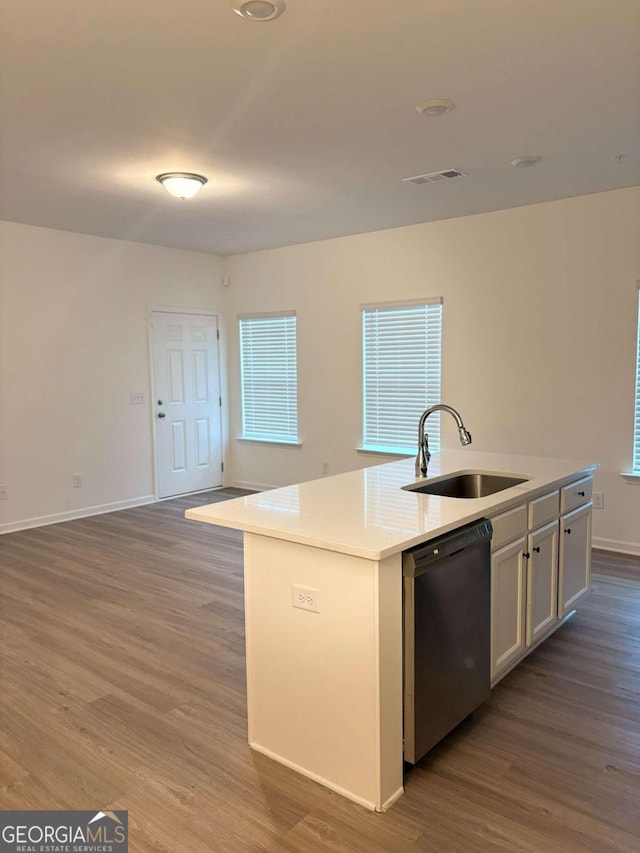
[403,518,493,577]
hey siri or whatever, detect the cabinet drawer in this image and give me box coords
[491,504,527,551]
[560,476,593,514]
[528,490,559,530]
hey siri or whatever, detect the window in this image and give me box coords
[362,299,442,454]
[239,312,298,444]
[632,289,640,474]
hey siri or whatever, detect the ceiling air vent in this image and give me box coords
[402,168,466,185]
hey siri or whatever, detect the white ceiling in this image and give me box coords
[1,0,639,255]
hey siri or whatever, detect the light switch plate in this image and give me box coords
[130,391,147,405]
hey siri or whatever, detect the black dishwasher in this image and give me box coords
[403,518,493,764]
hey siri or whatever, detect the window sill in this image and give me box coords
[620,472,640,484]
[356,446,414,458]
[237,437,302,447]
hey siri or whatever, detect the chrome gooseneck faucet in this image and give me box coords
[415,404,472,478]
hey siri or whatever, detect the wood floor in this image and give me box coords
[1,492,639,852]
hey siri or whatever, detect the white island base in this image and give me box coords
[186,450,596,812]
[244,534,403,812]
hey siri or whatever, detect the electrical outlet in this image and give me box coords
[0,484,8,500]
[130,391,147,405]
[72,473,83,488]
[322,461,329,475]
[593,491,604,509]
[292,584,320,613]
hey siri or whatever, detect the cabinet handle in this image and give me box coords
[532,546,541,553]
[523,552,530,559]
[564,528,572,535]
[578,491,585,497]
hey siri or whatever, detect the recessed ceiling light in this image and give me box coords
[156,172,208,200]
[232,0,286,21]
[510,155,543,168]
[416,98,455,117]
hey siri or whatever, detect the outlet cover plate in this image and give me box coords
[292,584,320,613]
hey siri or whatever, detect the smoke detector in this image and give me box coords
[402,168,466,185]
[510,155,542,168]
[416,98,455,117]
[232,0,286,20]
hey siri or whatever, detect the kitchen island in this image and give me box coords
[186,450,596,811]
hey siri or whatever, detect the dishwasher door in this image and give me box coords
[403,518,492,764]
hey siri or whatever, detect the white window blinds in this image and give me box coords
[362,300,442,454]
[633,290,640,473]
[239,312,298,443]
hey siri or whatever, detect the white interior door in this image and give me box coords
[151,311,223,498]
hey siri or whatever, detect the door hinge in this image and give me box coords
[219,396,222,407]
[221,462,224,473]
[216,329,220,340]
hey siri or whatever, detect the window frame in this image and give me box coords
[238,310,300,446]
[631,286,640,476]
[359,298,443,457]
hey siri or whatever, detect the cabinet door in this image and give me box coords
[491,537,527,680]
[526,521,559,646]
[558,504,592,618]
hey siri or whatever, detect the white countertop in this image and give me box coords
[185,450,597,560]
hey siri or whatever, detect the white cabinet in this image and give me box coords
[491,536,527,677]
[560,476,593,515]
[490,477,591,683]
[558,502,592,617]
[526,520,558,645]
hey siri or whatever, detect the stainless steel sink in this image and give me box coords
[402,471,528,499]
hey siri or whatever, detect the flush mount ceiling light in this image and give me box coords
[416,98,455,117]
[232,0,286,20]
[510,155,543,168]
[156,172,208,200]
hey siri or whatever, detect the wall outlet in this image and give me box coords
[130,391,147,405]
[593,491,604,509]
[72,473,83,488]
[0,484,7,500]
[321,461,329,475]
[292,584,320,613]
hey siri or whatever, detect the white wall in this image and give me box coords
[223,187,640,554]
[0,221,224,531]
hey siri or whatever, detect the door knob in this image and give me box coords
[564,528,571,535]
[157,399,163,405]
[158,412,166,418]
[532,546,541,553]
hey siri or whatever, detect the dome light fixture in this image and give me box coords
[416,98,455,117]
[510,155,543,169]
[156,172,208,200]
[232,0,286,21]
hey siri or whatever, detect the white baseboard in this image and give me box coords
[0,495,156,535]
[593,536,640,558]
[228,480,273,492]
